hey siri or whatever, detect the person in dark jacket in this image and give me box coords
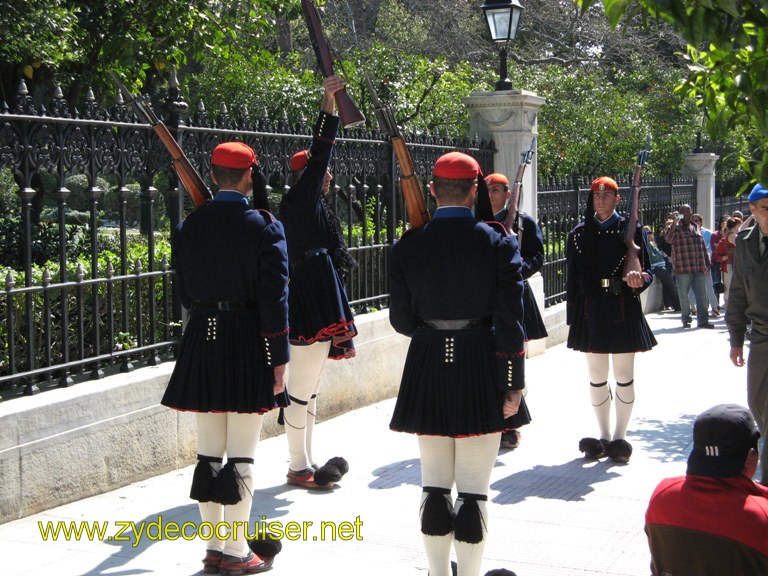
[278,75,356,490]
[566,176,657,463]
[162,142,289,575]
[389,151,528,576]
[645,404,768,575]
[727,182,768,485]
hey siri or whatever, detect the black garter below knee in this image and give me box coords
[211,457,254,505]
[454,492,487,544]
[190,455,223,502]
[420,486,454,536]
[277,395,308,425]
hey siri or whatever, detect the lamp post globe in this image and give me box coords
[481,0,524,91]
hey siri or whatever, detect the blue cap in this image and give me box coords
[748,182,768,203]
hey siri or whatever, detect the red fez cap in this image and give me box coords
[591,176,618,193]
[485,173,509,187]
[211,142,256,169]
[433,152,480,180]
[290,150,310,172]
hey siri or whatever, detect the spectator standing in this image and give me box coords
[645,226,679,311]
[692,213,720,316]
[714,216,742,308]
[663,204,715,329]
[726,182,768,485]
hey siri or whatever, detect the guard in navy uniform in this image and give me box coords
[487,172,547,451]
[278,75,355,490]
[389,152,529,576]
[566,176,657,464]
[162,142,289,574]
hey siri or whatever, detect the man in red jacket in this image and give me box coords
[645,404,768,575]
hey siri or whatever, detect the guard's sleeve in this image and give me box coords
[494,234,526,393]
[288,111,341,208]
[171,223,193,309]
[520,214,545,278]
[257,219,290,367]
[388,239,419,336]
[565,229,579,325]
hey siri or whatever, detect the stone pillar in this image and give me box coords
[462,90,546,218]
[684,152,719,229]
[463,90,548,357]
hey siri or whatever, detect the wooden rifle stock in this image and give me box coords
[366,75,429,230]
[110,72,212,208]
[301,0,365,128]
[623,137,652,278]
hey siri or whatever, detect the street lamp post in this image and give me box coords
[481,0,524,91]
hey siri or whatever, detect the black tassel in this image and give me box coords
[189,456,222,502]
[211,458,253,505]
[277,407,285,426]
[484,570,517,576]
[249,531,283,558]
[313,463,341,486]
[325,456,349,476]
[454,493,487,544]
[420,487,454,536]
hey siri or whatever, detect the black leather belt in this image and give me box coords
[292,247,329,269]
[421,318,489,330]
[191,301,257,311]
[599,278,624,294]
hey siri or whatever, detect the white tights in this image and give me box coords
[418,433,501,576]
[196,412,264,557]
[585,352,636,441]
[283,341,331,471]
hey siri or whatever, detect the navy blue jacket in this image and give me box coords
[173,193,290,366]
[389,207,526,391]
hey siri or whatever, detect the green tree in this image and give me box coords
[576,0,768,185]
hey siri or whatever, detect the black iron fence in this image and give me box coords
[0,79,493,399]
[536,174,697,307]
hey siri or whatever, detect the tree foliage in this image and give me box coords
[577,0,768,185]
[0,0,753,183]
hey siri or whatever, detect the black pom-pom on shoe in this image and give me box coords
[578,437,608,459]
[313,464,342,486]
[484,570,517,576]
[606,439,633,463]
[249,531,283,558]
[325,456,349,476]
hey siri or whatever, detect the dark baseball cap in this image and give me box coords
[687,404,760,478]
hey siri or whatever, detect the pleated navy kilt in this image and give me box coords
[162,308,287,413]
[390,326,531,437]
[567,289,657,353]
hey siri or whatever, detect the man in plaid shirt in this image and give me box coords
[664,204,716,329]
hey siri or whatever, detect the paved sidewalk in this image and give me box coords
[0,310,748,576]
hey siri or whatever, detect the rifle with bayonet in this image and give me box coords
[365,75,430,230]
[301,0,365,128]
[623,136,652,278]
[110,72,212,208]
[503,137,537,245]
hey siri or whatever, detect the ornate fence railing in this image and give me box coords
[0,79,493,399]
